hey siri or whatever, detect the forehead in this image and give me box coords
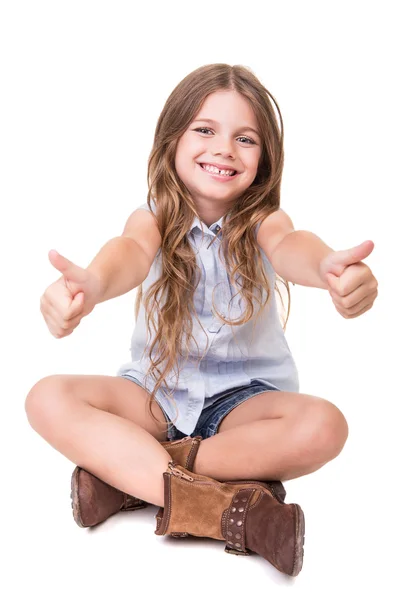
[193,90,259,129]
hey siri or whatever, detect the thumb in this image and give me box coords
[48,249,88,285]
[323,240,374,277]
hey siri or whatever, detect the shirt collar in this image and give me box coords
[190,214,225,237]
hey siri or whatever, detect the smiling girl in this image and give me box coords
[25,63,378,577]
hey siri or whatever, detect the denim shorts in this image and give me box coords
[119,374,279,441]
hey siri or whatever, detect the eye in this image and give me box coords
[194,127,212,135]
[193,127,256,145]
[237,136,256,145]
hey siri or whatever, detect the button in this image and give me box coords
[215,225,221,232]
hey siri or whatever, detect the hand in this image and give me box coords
[319,240,378,319]
[40,250,103,338]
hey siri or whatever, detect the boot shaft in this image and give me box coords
[161,436,202,470]
[155,460,272,540]
[154,460,305,577]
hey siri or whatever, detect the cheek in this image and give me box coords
[174,154,197,186]
[176,138,196,164]
[251,150,262,169]
[240,148,261,171]
[242,159,260,179]
[174,143,189,173]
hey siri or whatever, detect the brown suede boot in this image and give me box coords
[71,436,202,527]
[71,435,287,528]
[155,460,305,577]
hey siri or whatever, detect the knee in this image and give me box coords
[303,400,349,462]
[25,375,70,432]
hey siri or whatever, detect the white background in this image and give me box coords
[1,1,398,597]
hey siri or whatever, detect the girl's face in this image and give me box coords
[175,90,262,215]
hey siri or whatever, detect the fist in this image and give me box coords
[319,241,378,319]
[40,250,103,338]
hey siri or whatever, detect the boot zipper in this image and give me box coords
[167,463,277,499]
[157,462,195,535]
[168,463,214,485]
[167,462,194,481]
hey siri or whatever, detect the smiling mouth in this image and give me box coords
[199,163,238,177]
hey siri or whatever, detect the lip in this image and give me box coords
[197,162,239,173]
[197,163,240,182]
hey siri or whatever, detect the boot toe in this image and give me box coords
[71,468,125,527]
[245,493,305,576]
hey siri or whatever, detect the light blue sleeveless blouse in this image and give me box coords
[116,200,299,435]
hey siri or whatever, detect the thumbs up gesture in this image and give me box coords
[319,240,378,319]
[40,250,103,338]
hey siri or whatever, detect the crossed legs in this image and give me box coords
[25,375,349,508]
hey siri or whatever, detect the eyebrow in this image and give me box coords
[192,118,260,137]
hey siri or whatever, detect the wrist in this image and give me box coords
[86,267,107,304]
[318,252,337,290]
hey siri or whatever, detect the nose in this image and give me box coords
[211,135,235,159]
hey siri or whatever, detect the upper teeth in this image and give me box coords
[201,164,235,176]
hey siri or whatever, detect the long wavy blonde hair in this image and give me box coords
[134,63,291,430]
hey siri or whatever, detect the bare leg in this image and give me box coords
[192,393,349,482]
[25,379,172,507]
[193,418,332,482]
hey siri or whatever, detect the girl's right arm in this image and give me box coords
[40,208,161,338]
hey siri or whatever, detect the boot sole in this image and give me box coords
[291,503,305,577]
[70,466,85,528]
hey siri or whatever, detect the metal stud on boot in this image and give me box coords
[155,460,305,577]
[70,436,202,527]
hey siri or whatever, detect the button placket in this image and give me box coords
[199,234,219,334]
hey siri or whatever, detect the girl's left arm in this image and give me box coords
[258,210,378,319]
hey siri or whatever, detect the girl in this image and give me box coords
[25,64,378,577]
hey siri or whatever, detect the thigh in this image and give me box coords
[25,374,169,442]
[217,389,346,434]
